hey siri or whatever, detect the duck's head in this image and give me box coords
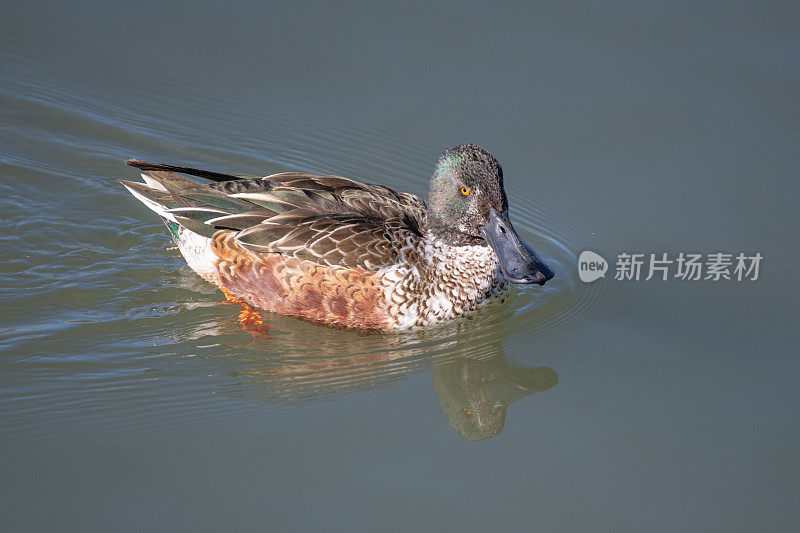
[427,144,554,285]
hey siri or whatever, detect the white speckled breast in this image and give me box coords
[379,232,508,329]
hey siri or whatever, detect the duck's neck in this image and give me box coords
[424,225,485,247]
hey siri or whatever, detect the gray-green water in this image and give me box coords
[1,1,798,531]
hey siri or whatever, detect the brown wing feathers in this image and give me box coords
[124,159,425,271]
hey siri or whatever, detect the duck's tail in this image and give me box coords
[118,170,180,223]
[119,160,227,282]
[125,158,244,182]
[118,160,248,237]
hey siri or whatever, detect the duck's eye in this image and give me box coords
[460,186,470,196]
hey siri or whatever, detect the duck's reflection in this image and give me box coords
[432,352,557,441]
[170,270,558,441]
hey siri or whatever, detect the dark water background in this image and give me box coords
[1,1,798,530]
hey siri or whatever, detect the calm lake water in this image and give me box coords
[1,1,799,531]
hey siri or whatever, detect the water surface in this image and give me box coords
[1,1,798,531]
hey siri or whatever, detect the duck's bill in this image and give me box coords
[481,208,555,285]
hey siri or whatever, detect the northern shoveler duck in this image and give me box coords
[120,144,554,331]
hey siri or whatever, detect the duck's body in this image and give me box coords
[120,145,553,331]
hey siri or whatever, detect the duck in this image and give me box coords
[119,144,554,331]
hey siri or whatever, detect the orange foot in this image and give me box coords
[238,305,273,339]
[219,286,273,338]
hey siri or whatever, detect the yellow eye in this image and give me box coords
[460,186,470,196]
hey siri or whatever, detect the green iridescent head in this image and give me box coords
[427,144,508,238]
[426,144,554,285]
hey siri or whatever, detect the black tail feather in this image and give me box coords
[125,158,243,182]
